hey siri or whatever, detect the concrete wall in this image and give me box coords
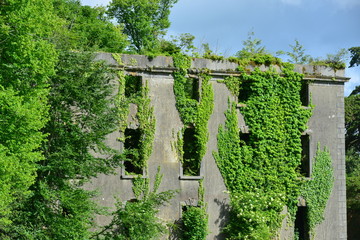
[87,53,348,240]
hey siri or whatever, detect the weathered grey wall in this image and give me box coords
[86,53,348,240]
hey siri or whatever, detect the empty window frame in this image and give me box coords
[294,206,310,240]
[181,127,201,177]
[300,81,310,106]
[239,131,250,147]
[238,80,251,103]
[300,134,310,177]
[184,78,200,101]
[123,128,143,175]
[125,75,142,98]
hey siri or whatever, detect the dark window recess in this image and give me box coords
[238,81,251,103]
[124,128,142,175]
[184,78,199,101]
[182,205,189,212]
[300,81,309,106]
[239,132,250,147]
[300,134,310,177]
[294,206,310,240]
[182,127,200,176]
[125,75,142,97]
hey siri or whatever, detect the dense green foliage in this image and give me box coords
[96,168,177,240]
[181,206,208,240]
[301,146,334,236]
[108,0,178,53]
[345,94,360,153]
[173,54,214,175]
[0,0,58,230]
[113,54,156,172]
[214,63,314,239]
[346,47,360,215]
[53,0,128,52]
[3,52,121,239]
[349,47,360,68]
[180,180,208,240]
[276,40,311,64]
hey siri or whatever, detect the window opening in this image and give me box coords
[300,81,309,106]
[238,81,251,103]
[184,78,199,101]
[182,127,200,176]
[300,134,310,177]
[125,75,142,98]
[294,206,310,240]
[239,131,250,147]
[124,128,142,175]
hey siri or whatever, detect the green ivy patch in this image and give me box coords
[301,146,334,237]
[173,54,214,176]
[214,63,313,239]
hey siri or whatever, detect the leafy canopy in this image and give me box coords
[53,0,128,52]
[108,0,178,53]
[349,47,360,68]
[0,0,58,229]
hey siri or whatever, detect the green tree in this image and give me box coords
[276,39,311,64]
[6,52,122,239]
[235,31,267,59]
[53,0,128,52]
[108,0,178,53]
[346,46,360,239]
[0,0,58,231]
[349,47,360,68]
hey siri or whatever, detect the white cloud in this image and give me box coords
[280,0,302,5]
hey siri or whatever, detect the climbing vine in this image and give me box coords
[94,167,177,240]
[172,54,214,175]
[214,62,313,239]
[113,53,156,172]
[181,180,209,240]
[301,145,334,237]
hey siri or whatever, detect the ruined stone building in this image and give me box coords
[86,53,348,240]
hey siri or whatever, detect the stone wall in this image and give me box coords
[86,53,349,240]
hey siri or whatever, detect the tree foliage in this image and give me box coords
[53,0,128,52]
[108,0,178,53]
[276,40,311,64]
[345,84,360,211]
[235,31,267,59]
[0,0,58,230]
[345,47,360,210]
[349,47,360,68]
[4,52,121,239]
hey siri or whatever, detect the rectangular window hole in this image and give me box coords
[300,134,310,177]
[184,78,199,101]
[239,132,250,147]
[300,81,309,106]
[181,127,200,176]
[125,75,142,98]
[238,81,251,103]
[123,128,143,176]
[294,206,310,240]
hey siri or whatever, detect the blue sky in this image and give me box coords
[82,0,360,95]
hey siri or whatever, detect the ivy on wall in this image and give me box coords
[113,54,156,172]
[94,167,177,239]
[181,180,209,240]
[214,62,315,239]
[301,146,334,237]
[172,54,214,176]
